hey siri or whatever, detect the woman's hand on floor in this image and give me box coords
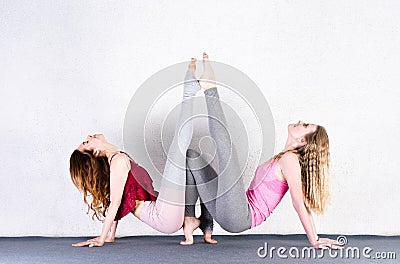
[72,236,110,247]
[312,237,343,249]
[88,235,115,243]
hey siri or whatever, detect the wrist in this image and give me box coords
[311,235,319,246]
[107,232,115,240]
[99,235,107,243]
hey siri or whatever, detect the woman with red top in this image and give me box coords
[69,58,202,247]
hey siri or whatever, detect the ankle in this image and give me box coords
[184,216,199,224]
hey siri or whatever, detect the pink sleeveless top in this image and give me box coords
[246,159,289,227]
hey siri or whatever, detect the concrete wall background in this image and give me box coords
[1,0,399,237]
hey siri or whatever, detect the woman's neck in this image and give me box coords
[284,136,301,152]
[283,141,296,152]
[99,142,121,159]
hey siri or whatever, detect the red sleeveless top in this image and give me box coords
[110,153,158,221]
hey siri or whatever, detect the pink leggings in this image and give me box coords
[138,70,200,233]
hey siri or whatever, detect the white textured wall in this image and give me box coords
[1,0,399,237]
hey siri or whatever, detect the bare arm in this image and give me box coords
[108,220,118,242]
[85,220,118,244]
[280,153,340,249]
[72,153,129,247]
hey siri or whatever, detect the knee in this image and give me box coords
[218,218,248,233]
[160,225,181,234]
[186,149,200,159]
[159,215,184,234]
[222,225,247,234]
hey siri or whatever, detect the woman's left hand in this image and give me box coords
[72,237,105,247]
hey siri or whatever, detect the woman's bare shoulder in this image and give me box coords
[110,152,132,171]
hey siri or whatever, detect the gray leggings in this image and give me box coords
[184,88,252,233]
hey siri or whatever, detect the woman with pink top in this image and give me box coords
[181,53,341,249]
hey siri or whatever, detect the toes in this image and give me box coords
[188,58,197,72]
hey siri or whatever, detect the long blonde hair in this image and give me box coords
[69,150,111,221]
[273,125,330,214]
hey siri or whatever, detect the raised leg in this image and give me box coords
[202,53,252,233]
[138,59,201,234]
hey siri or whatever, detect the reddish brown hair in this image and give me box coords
[69,150,111,221]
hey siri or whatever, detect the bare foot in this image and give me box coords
[188,57,197,72]
[199,52,216,90]
[180,217,200,245]
[203,231,218,244]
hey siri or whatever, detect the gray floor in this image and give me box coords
[0,235,398,263]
